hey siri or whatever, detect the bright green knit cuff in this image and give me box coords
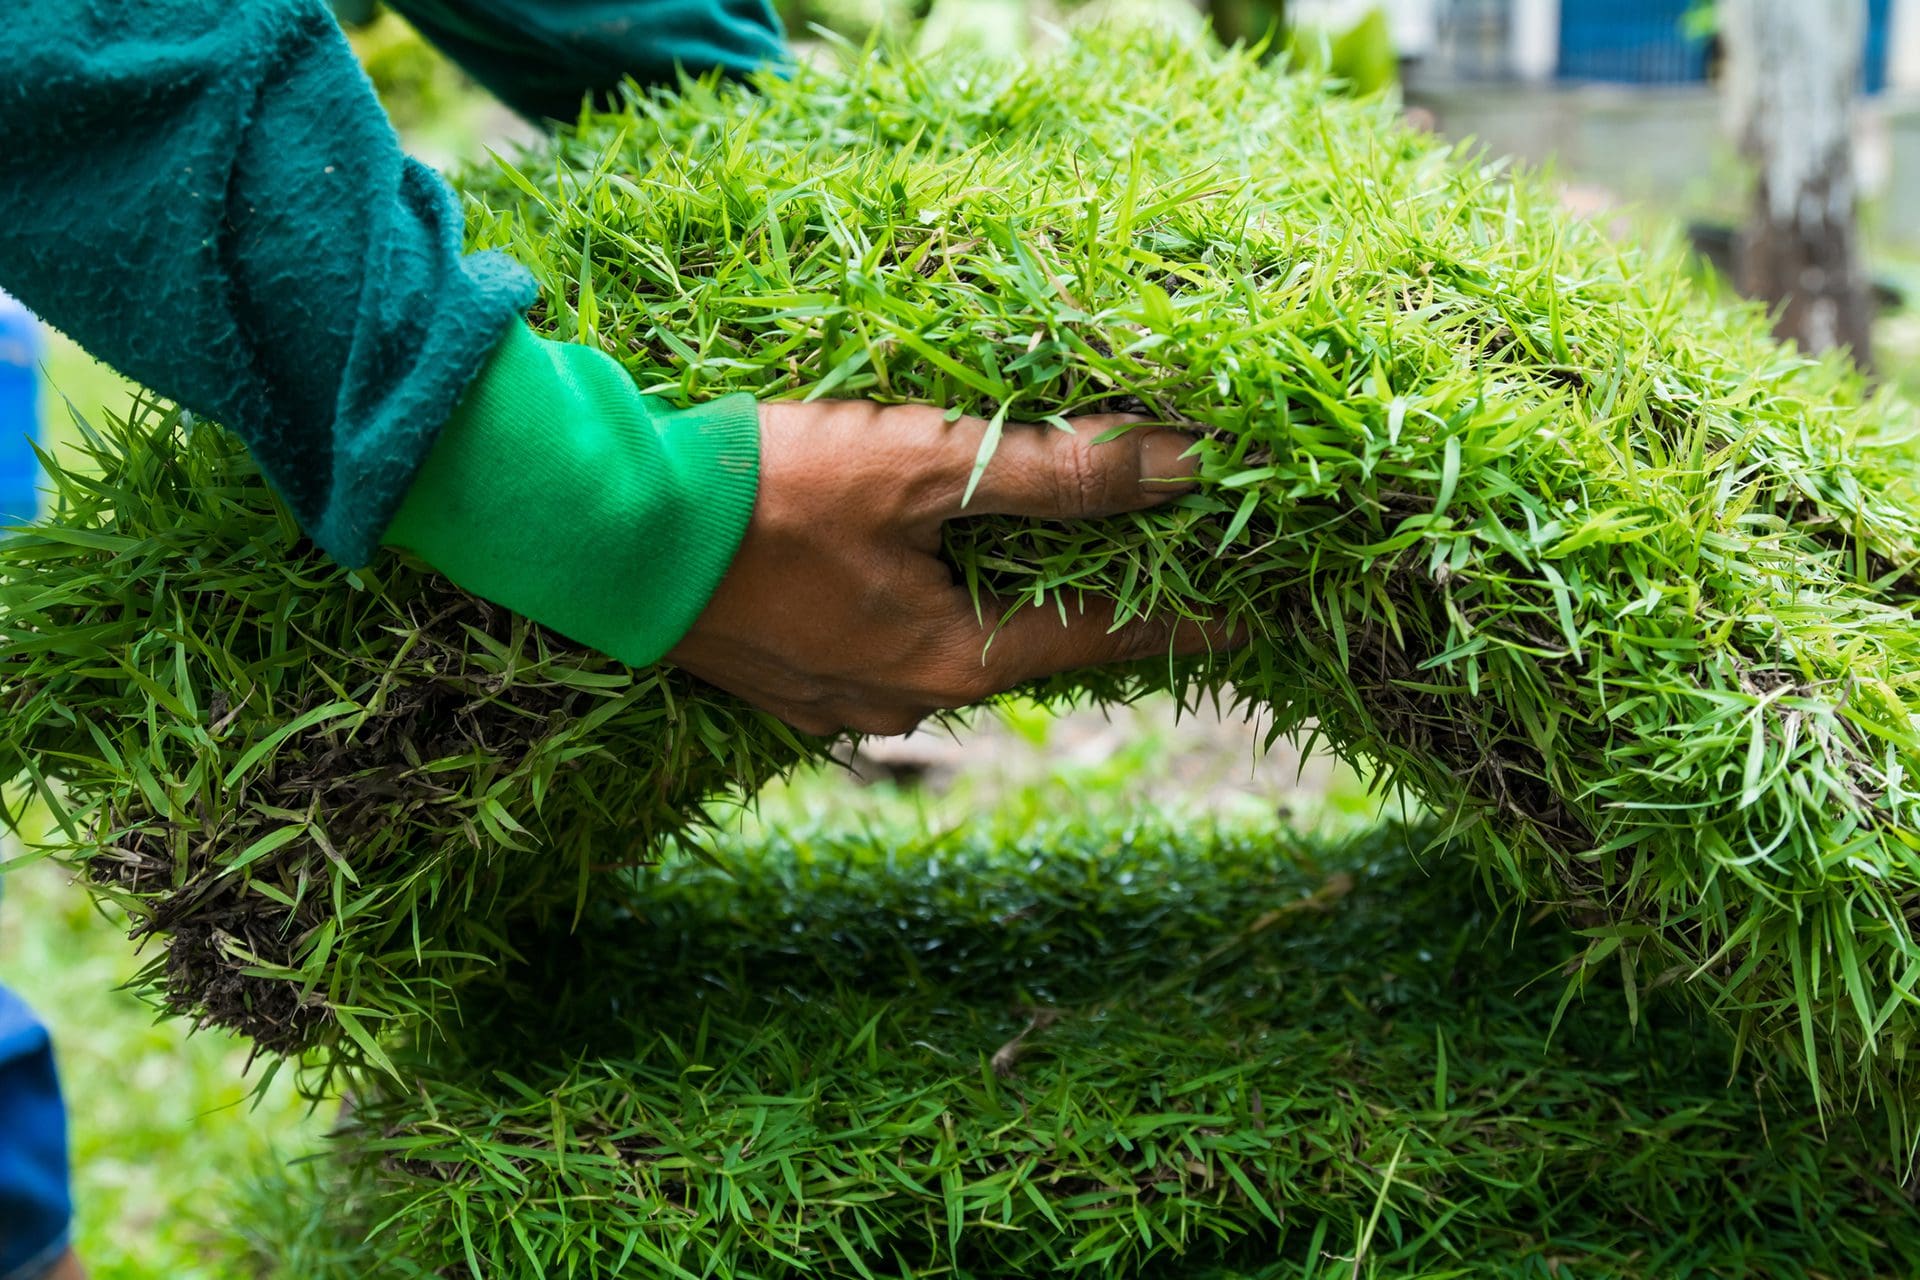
[381,322,760,667]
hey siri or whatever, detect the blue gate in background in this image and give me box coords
[1556,0,1707,84]
[1555,0,1893,90]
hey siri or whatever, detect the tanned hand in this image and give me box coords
[669,402,1226,736]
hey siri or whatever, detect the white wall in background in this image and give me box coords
[1288,0,1440,58]
[1509,0,1558,81]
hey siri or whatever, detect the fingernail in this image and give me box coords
[1140,431,1199,491]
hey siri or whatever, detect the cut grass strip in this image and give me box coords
[10,29,1920,1135]
[230,820,1920,1278]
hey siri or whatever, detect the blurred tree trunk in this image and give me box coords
[1722,0,1873,365]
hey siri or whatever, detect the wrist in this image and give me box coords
[382,322,760,667]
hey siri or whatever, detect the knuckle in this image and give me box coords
[1056,434,1105,517]
[884,403,953,436]
[1118,616,1173,663]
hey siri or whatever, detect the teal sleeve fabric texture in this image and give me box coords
[382,325,761,668]
[0,1,537,569]
[0,0,785,660]
[390,0,787,122]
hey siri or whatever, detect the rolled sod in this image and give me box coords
[8,28,1920,1131]
[228,821,1920,1279]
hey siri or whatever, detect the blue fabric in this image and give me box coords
[0,988,69,1280]
[0,295,42,529]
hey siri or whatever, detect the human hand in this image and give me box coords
[667,401,1225,736]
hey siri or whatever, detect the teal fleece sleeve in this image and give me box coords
[0,1,534,569]
[383,325,760,667]
[390,0,787,123]
[0,1,784,664]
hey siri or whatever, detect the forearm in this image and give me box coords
[0,1,770,666]
[0,0,533,568]
[383,324,761,667]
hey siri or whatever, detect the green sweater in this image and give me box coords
[0,0,785,666]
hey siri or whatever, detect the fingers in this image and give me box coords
[780,699,933,739]
[747,692,925,739]
[986,599,1230,687]
[925,413,1203,523]
[927,595,1237,702]
[738,598,1234,738]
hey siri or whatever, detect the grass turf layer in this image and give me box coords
[10,29,1920,1122]
[231,820,1920,1279]
[0,406,810,1064]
